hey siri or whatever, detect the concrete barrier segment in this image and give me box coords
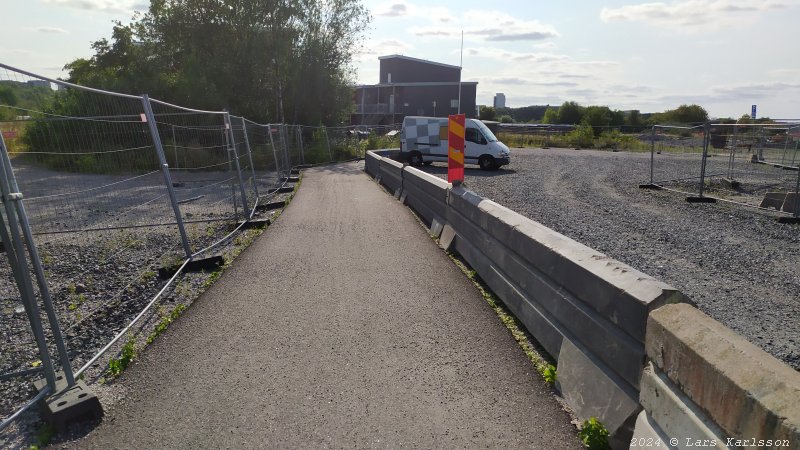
[473,196,689,344]
[557,340,640,436]
[378,157,404,195]
[364,151,382,177]
[449,203,645,387]
[647,304,800,448]
[639,363,730,449]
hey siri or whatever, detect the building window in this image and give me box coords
[450,99,459,109]
[387,73,392,83]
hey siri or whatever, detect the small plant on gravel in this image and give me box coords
[39,249,53,266]
[140,269,157,282]
[542,364,557,385]
[107,336,136,378]
[146,303,186,345]
[579,417,610,450]
[28,422,54,450]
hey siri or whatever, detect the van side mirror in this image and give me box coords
[480,137,487,145]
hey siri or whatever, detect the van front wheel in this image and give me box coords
[479,155,497,171]
[408,151,424,167]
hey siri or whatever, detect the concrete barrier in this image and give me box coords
[362,153,799,449]
[445,187,687,438]
[365,151,381,178]
[401,166,450,229]
[377,157,404,198]
[636,304,800,450]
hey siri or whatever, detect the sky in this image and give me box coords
[1,0,799,119]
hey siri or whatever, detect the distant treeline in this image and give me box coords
[480,101,777,130]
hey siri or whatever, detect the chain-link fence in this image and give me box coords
[0,62,391,432]
[642,123,800,219]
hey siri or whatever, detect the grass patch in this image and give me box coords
[107,336,136,378]
[579,417,611,450]
[146,303,186,345]
[28,423,55,450]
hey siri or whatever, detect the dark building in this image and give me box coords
[352,55,478,125]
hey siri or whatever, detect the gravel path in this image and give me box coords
[422,148,799,370]
[62,161,581,449]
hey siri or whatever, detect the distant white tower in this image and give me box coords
[493,93,506,109]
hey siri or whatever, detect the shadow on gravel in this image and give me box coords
[416,164,518,177]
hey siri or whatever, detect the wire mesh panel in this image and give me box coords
[147,99,248,256]
[0,66,187,421]
[644,124,800,217]
[645,125,707,190]
[703,124,800,211]
[242,121,289,196]
[228,116,259,214]
[283,124,304,167]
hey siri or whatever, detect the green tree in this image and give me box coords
[62,0,370,125]
[582,105,612,136]
[557,101,583,124]
[626,110,642,127]
[542,107,558,124]
[0,86,18,120]
[479,106,497,121]
[671,104,708,124]
[498,115,514,123]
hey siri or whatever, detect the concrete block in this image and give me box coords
[378,158,403,194]
[639,363,730,450]
[448,205,645,389]
[438,224,457,251]
[429,218,444,238]
[365,153,380,178]
[647,304,800,447]
[454,236,564,357]
[477,198,687,344]
[403,166,450,202]
[631,411,676,450]
[34,376,103,433]
[557,339,640,436]
[781,192,799,214]
[447,187,486,226]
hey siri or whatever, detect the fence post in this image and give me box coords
[728,125,737,179]
[141,94,193,259]
[297,126,305,165]
[239,117,260,201]
[282,125,291,172]
[794,161,800,219]
[0,135,75,387]
[267,124,281,180]
[323,126,332,162]
[0,135,59,392]
[698,124,710,198]
[650,126,655,184]
[223,113,251,218]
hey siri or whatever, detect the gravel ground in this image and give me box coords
[422,147,799,370]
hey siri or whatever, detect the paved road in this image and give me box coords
[68,161,581,449]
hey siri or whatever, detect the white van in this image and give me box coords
[399,116,510,170]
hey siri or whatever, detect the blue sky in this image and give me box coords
[2,0,799,119]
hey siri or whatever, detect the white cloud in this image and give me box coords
[30,26,70,34]
[601,0,795,30]
[411,10,559,42]
[374,2,409,17]
[39,0,142,15]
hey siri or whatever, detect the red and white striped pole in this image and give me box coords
[448,114,465,185]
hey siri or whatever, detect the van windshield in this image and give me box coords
[474,120,498,142]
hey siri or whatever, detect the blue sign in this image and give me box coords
[751,105,757,119]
